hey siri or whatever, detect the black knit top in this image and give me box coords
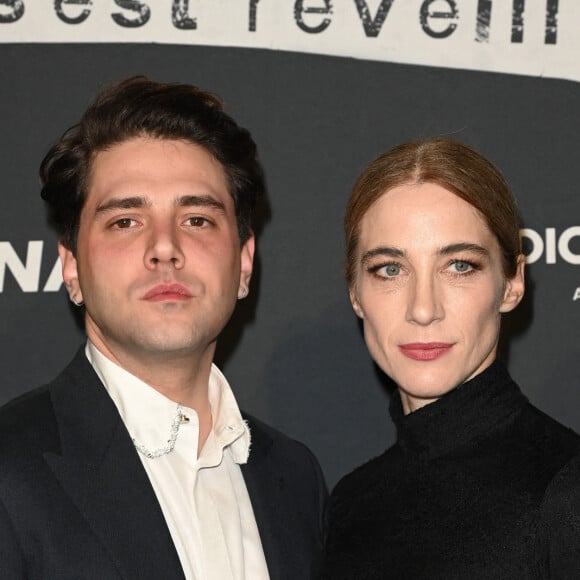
[322,361,580,579]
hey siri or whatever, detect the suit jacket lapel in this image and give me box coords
[242,417,326,580]
[241,421,287,580]
[43,350,185,580]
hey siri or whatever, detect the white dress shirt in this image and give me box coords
[85,341,270,580]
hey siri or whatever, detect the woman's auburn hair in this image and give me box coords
[344,138,522,287]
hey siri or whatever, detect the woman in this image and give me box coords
[323,138,580,579]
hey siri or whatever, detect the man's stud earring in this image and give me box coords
[70,294,84,307]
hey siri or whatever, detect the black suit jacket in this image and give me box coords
[0,349,327,579]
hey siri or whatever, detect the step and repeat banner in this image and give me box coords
[1,0,579,485]
[2,1,580,80]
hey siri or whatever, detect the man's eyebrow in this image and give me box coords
[177,195,226,212]
[94,194,227,214]
[438,242,490,257]
[361,246,405,266]
[95,196,149,214]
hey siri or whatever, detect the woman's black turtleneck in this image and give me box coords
[322,361,580,579]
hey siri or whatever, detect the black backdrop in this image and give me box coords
[1,43,579,487]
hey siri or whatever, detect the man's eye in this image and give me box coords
[186,217,211,227]
[113,218,136,229]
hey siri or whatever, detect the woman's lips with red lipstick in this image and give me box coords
[142,284,192,302]
[398,342,454,361]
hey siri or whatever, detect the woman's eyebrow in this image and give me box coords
[438,242,490,257]
[361,246,405,266]
[360,243,491,266]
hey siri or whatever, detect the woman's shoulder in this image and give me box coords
[515,401,580,462]
[522,402,580,575]
[545,452,580,499]
[534,452,580,575]
[329,444,400,504]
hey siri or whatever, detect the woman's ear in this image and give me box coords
[500,254,525,313]
[349,287,364,319]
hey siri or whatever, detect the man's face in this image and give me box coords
[59,137,253,368]
[350,182,524,414]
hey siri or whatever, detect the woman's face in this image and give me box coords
[350,182,524,414]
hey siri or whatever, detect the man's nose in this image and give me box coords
[144,224,185,269]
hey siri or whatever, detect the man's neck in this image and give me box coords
[87,337,216,451]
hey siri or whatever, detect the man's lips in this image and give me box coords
[398,342,454,361]
[142,284,192,301]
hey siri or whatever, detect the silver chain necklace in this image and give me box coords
[132,404,190,459]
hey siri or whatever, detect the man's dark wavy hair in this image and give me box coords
[40,76,264,252]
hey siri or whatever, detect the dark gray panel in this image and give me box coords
[0,44,578,487]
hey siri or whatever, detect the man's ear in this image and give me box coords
[500,254,525,313]
[237,234,255,299]
[58,242,84,306]
[349,287,364,319]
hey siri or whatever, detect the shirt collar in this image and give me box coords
[85,341,251,464]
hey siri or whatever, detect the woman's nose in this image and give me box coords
[405,274,444,326]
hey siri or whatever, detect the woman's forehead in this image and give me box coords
[359,183,496,250]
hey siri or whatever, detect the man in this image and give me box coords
[0,77,326,579]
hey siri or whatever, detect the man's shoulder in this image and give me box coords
[0,382,59,457]
[0,377,56,425]
[242,411,310,452]
[0,351,81,422]
[243,412,312,453]
[242,412,288,442]
[242,412,324,475]
[0,349,89,453]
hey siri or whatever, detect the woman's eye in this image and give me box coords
[451,260,474,273]
[380,263,401,277]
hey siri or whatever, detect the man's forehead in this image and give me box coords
[82,137,233,208]
[86,136,227,181]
